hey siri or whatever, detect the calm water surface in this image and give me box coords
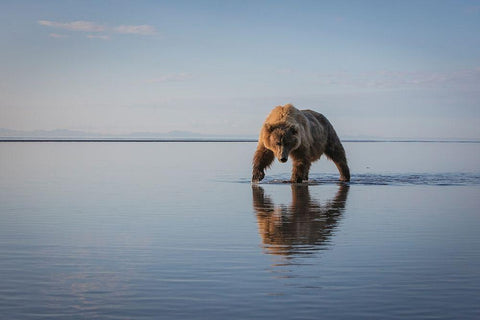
[1,142,479,319]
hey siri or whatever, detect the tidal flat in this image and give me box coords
[1,141,479,319]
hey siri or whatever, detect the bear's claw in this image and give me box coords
[252,170,265,182]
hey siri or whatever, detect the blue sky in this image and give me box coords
[1,0,479,138]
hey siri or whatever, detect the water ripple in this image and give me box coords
[244,172,480,186]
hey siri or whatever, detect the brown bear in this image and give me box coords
[252,104,350,183]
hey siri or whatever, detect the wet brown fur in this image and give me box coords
[252,104,350,183]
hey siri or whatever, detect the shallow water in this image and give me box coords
[1,142,479,319]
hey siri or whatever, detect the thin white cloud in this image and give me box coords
[38,20,157,37]
[314,68,480,89]
[465,5,480,14]
[38,20,105,32]
[275,68,295,75]
[86,34,110,40]
[113,25,157,35]
[49,33,69,38]
[147,73,193,83]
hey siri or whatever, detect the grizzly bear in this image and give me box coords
[252,104,350,183]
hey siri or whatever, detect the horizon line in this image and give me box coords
[1,138,479,143]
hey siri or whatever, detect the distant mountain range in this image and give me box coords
[0,128,257,140]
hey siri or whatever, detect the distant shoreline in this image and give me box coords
[0,139,258,143]
[1,139,479,143]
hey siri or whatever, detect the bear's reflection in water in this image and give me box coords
[252,184,349,256]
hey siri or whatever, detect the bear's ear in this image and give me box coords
[289,126,298,135]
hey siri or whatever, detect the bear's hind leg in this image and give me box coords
[334,161,350,182]
[291,160,311,183]
[325,144,350,182]
[328,152,350,182]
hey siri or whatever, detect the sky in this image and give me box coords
[1,0,479,139]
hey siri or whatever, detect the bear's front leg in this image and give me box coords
[252,144,274,182]
[291,160,311,183]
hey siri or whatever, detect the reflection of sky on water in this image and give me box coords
[1,142,479,319]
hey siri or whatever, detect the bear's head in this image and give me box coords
[263,123,301,163]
